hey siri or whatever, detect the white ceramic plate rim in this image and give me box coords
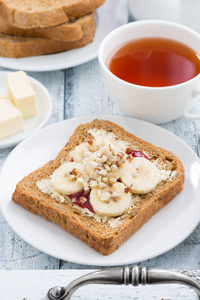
[0,0,128,72]
[0,115,200,266]
[0,71,52,149]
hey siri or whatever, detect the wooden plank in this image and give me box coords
[0,269,200,300]
[1,55,200,272]
[64,59,124,119]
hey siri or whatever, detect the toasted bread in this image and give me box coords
[12,120,185,255]
[0,18,95,58]
[0,0,105,28]
[0,13,95,42]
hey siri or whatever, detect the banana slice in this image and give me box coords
[90,182,131,217]
[51,162,89,195]
[73,142,91,163]
[121,157,160,194]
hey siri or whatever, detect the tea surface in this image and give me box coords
[108,37,200,87]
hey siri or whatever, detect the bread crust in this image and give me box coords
[12,120,185,255]
[0,13,95,42]
[0,0,105,29]
[0,16,96,58]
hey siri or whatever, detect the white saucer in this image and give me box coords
[0,71,52,149]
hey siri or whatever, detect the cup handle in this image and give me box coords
[181,86,200,120]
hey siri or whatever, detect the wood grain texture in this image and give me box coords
[1,54,200,272]
[1,269,200,300]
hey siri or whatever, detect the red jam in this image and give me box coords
[69,190,94,213]
[126,149,149,160]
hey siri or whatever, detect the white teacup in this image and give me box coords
[98,20,200,124]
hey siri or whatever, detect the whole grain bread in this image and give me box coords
[12,120,185,255]
[0,18,95,58]
[0,13,95,42]
[0,0,105,29]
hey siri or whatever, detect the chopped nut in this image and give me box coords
[98,169,107,176]
[113,148,119,156]
[96,151,102,158]
[124,186,132,193]
[90,180,98,188]
[127,155,133,162]
[87,138,93,145]
[107,153,113,160]
[116,161,120,167]
[111,164,118,172]
[109,177,116,183]
[90,161,98,169]
[101,155,107,163]
[104,164,111,171]
[80,196,87,204]
[102,177,108,183]
[126,147,132,154]
[99,182,107,189]
[69,175,75,180]
[116,153,123,161]
[76,172,83,178]
[97,176,102,183]
[84,185,90,192]
[77,177,84,183]
[101,192,111,201]
[71,168,78,176]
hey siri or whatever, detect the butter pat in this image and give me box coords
[0,96,24,140]
[6,71,37,118]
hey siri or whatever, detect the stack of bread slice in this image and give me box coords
[0,0,106,58]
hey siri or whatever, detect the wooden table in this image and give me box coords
[1,14,200,300]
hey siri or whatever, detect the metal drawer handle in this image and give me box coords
[47,265,200,300]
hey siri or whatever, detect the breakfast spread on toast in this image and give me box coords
[12,120,185,255]
[0,0,106,57]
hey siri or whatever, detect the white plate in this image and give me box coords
[1,116,200,266]
[0,0,128,72]
[0,71,52,149]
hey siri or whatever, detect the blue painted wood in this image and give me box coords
[0,56,200,271]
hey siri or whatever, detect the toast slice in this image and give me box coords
[12,120,185,255]
[0,0,105,29]
[0,19,95,58]
[0,13,95,42]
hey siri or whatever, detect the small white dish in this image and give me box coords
[0,0,128,72]
[0,115,200,266]
[0,71,52,149]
